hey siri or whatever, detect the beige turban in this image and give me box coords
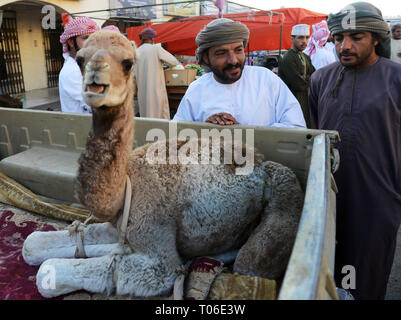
[327,2,391,58]
[195,18,250,68]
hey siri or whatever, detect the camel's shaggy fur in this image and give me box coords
[23,30,304,298]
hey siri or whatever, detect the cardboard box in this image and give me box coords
[164,68,197,87]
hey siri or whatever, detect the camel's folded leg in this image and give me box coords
[36,255,115,298]
[36,251,180,298]
[23,222,119,266]
[113,252,179,297]
[233,161,304,280]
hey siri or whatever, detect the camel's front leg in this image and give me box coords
[113,222,182,297]
[36,255,116,298]
[36,251,180,298]
[23,222,119,266]
[36,223,182,298]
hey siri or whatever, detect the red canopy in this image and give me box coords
[126,8,328,56]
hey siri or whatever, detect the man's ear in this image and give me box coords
[202,50,210,65]
[67,38,74,49]
[371,32,379,47]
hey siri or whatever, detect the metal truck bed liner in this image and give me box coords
[0,108,340,299]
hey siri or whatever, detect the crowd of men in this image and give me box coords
[58,16,178,118]
[57,1,401,300]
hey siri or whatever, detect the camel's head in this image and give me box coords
[76,30,136,108]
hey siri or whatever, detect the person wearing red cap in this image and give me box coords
[59,15,100,114]
[134,27,179,119]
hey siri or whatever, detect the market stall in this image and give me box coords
[126,8,328,55]
[164,64,201,113]
[127,8,327,114]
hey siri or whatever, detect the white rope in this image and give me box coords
[108,175,132,271]
[66,175,132,261]
[66,213,95,258]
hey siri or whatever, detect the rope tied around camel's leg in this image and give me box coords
[107,175,133,287]
[65,174,127,260]
[66,212,96,258]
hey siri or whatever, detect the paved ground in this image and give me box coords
[386,225,401,299]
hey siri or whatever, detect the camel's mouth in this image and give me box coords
[84,83,109,96]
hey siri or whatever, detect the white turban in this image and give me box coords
[291,24,310,36]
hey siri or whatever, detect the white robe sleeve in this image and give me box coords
[173,95,194,121]
[59,57,91,114]
[157,44,179,67]
[312,49,337,70]
[271,78,306,128]
[61,75,91,113]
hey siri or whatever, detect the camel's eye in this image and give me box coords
[122,59,133,73]
[76,56,85,71]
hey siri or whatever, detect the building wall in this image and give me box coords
[0,0,110,23]
[16,8,47,91]
[46,0,110,26]
[0,0,209,92]
[0,0,110,92]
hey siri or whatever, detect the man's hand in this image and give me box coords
[206,113,239,126]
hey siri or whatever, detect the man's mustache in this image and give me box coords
[223,63,242,71]
[340,51,357,56]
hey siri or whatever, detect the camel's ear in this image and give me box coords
[130,41,138,63]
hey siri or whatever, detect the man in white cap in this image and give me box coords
[278,24,315,127]
[173,18,305,128]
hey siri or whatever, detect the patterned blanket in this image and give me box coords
[0,202,276,300]
[0,204,67,300]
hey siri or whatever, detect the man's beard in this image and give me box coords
[296,44,307,52]
[210,62,245,84]
[339,44,375,68]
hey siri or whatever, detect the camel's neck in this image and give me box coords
[75,92,134,221]
[90,90,134,164]
[91,100,134,141]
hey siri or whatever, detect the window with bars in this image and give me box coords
[42,20,64,88]
[0,50,7,80]
[0,13,25,95]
